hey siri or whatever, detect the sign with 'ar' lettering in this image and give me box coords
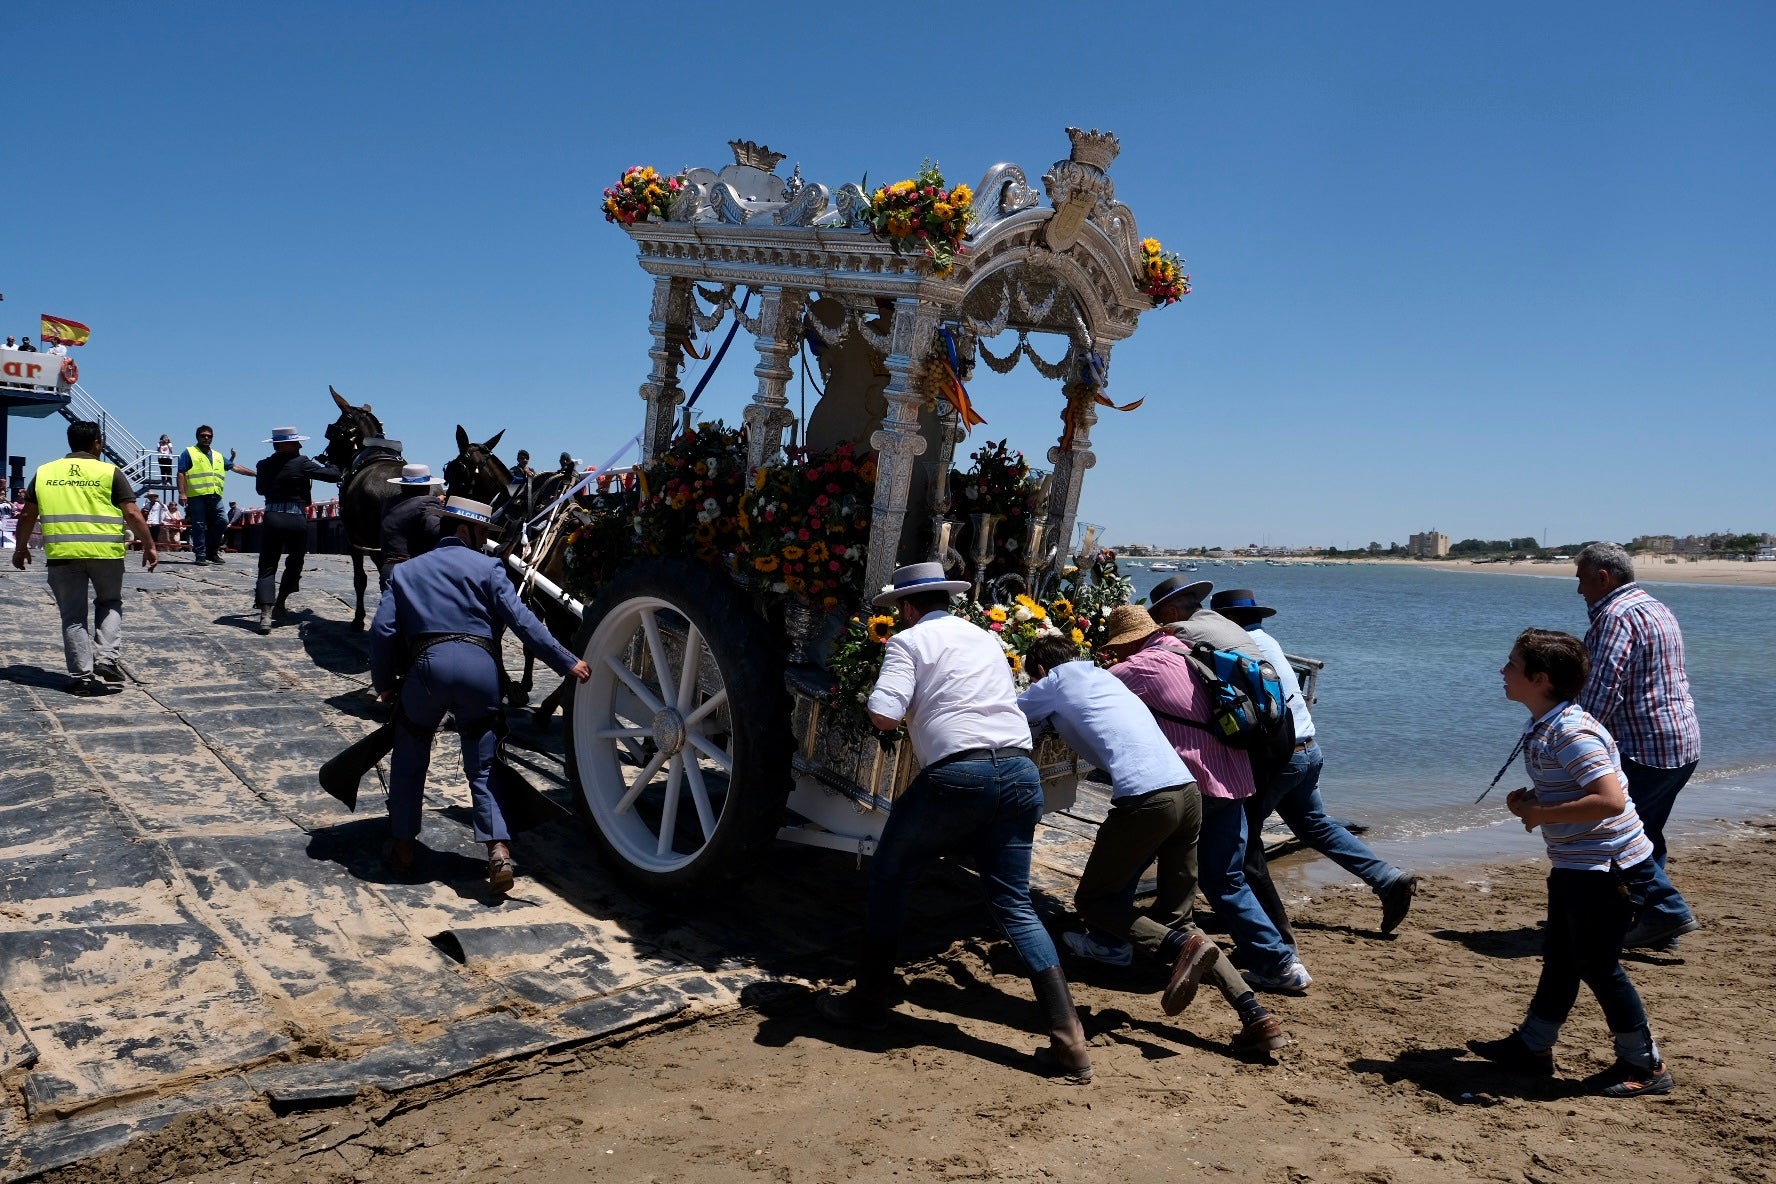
[1,347,68,392]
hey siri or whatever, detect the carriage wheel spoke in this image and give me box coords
[687,730,733,773]
[683,688,727,729]
[640,610,674,708]
[684,759,717,840]
[596,727,650,741]
[657,754,684,856]
[605,654,665,715]
[676,624,702,712]
[615,749,669,815]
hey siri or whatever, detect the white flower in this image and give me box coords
[703,498,719,514]
[1015,605,1033,622]
[1100,607,1111,618]
[706,458,719,476]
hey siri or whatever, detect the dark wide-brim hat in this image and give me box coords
[1150,576,1213,610]
[1209,588,1277,622]
[873,561,970,608]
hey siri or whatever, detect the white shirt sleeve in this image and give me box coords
[866,635,918,722]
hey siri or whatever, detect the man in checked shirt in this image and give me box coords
[1574,542,1702,951]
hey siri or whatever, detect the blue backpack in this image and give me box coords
[1152,641,1289,753]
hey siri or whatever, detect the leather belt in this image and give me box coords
[932,746,1033,768]
[1294,737,1316,753]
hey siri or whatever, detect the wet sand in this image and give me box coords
[38,824,1776,1184]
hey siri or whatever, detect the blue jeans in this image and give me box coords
[866,753,1059,975]
[1272,745,1403,893]
[1529,860,1655,1037]
[389,641,508,843]
[187,493,223,560]
[1620,758,1697,930]
[1199,795,1296,977]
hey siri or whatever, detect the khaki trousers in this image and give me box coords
[1075,782,1250,1006]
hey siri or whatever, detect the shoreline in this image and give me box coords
[1128,556,1776,588]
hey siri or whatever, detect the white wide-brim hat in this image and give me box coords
[387,463,445,487]
[264,426,310,443]
[872,561,971,608]
[440,496,496,526]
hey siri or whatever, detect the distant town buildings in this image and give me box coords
[1408,530,1450,558]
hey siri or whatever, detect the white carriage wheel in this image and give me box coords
[571,595,734,874]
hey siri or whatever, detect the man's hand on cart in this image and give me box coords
[570,660,591,683]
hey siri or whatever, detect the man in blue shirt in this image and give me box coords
[1018,634,1289,1055]
[370,496,589,891]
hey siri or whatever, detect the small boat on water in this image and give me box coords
[1151,562,1179,571]
[1185,564,1199,571]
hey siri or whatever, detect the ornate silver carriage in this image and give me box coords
[514,129,1177,893]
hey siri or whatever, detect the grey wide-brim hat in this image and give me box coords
[387,463,445,487]
[872,561,971,608]
[264,426,310,443]
[440,496,496,526]
[1150,576,1213,610]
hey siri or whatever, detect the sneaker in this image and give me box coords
[1161,934,1220,1016]
[1622,916,1700,951]
[192,557,210,566]
[208,554,226,565]
[1379,872,1421,935]
[92,661,125,684]
[1062,929,1134,968]
[1466,1031,1556,1078]
[1242,960,1312,994]
[1230,1014,1291,1055]
[1592,1059,1675,1098]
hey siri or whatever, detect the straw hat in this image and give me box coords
[386,463,445,487]
[440,496,496,526]
[872,561,971,608]
[1102,604,1162,649]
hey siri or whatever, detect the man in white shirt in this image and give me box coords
[142,491,170,545]
[819,563,1093,1084]
[1019,635,1290,1055]
[1210,589,1420,935]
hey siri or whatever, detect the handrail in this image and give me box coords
[58,382,164,492]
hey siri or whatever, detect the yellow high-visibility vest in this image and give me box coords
[184,446,226,497]
[34,456,126,560]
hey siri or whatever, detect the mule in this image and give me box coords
[320,386,404,631]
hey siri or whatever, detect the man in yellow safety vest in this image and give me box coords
[11,420,159,695]
[177,423,254,566]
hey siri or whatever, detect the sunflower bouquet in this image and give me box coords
[635,421,748,565]
[603,165,685,226]
[559,499,639,602]
[1055,558,1135,654]
[864,161,975,276]
[737,441,878,610]
[826,611,907,745]
[1138,237,1191,306]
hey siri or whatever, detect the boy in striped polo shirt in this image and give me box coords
[1467,629,1673,1097]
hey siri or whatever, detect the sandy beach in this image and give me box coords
[37,824,1775,1184]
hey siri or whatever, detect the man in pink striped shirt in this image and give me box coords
[1101,606,1312,993]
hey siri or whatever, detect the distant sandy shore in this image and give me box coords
[1142,555,1776,588]
[1428,557,1776,588]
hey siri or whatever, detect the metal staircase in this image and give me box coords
[58,382,166,495]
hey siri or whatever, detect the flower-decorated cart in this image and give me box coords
[514,130,1184,893]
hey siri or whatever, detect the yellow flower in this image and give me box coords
[987,605,1008,623]
[695,523,715,543]
[640,166,657,181]
[784,575,806,592]
[1071,627,1085,644]
[808,541,830,562]
[858,458,878,483]
[887,215,913,238]
[1141,237,1162,255]
[951,183,973,206]
[1030,605,1047,621]
[753,555,780,573]
[1050,597,1075,618]
[889,179,916,197]
[1015,593,1037,610]
[783,545,805,560]
[932,201,953,220]
[868,614,896,643]
[1006,652,1023,673]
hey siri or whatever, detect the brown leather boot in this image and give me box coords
[1030,966,1093,1084]
[817,940,897,1032]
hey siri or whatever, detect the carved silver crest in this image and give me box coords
[728,139,787,172]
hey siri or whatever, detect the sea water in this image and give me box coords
[1122,562,1776,874]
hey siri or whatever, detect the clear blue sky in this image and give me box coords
[7,2,1772,549]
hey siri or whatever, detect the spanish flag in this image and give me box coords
[40,315,91,347]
